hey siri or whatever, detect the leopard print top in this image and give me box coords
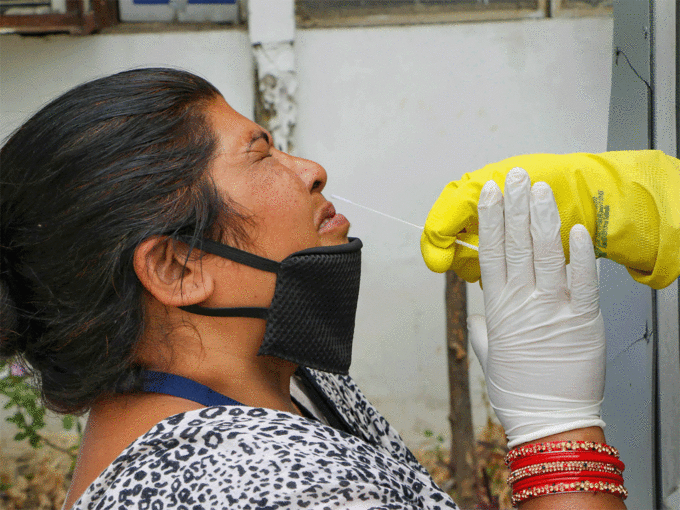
[70,369,458,509]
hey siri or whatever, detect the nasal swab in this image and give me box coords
[451,238,479,251]
[331,195,424,230]
[330,194,479,251]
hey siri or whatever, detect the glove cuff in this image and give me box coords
[493,400,606,448]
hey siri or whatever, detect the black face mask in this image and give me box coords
[180,238,362,375]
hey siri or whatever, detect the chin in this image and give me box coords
[321,235,350,247]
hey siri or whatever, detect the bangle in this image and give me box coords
[507,460,624,484]
[505,440,620,465]
[509,451,626,472]
[512,471,624,493]
[511,475,629,506]
[506,441,627,506]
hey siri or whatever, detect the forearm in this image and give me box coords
[516,427,626,510]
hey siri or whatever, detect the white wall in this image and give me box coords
[294,17,613,445]
[0,16,613,449]
[0,30,254,140]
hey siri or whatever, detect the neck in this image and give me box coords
[138,300,299,414]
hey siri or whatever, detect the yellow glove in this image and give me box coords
[421,150,680,290]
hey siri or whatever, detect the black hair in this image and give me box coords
[0,68,249,414]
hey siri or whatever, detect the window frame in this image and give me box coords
[296,0,548,28]
[0,0,117,35]
[295,0,611,28]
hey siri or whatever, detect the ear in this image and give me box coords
[133,237,214,307]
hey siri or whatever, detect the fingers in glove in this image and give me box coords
[478,180,506,297]
[530,182,567,296]
[421,180,478,273]
[503,168,535,290]
[420,231,455,274]
[569,224,600,316]
[467,314,489,372]
[450,232,483,283]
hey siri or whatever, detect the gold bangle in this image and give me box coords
[505,440,620,465]
[508,460,623,484]
[511,480,628,506]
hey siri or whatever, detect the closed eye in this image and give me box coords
[247,130,271,151]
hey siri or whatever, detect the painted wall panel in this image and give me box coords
[0,29,254,141]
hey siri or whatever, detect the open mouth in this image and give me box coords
[317,202,337,230]
[319,216,333,229]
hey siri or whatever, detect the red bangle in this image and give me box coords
[512,471,625,494]
[506,441,627,506]
[506,440,620,465]
[508,460,624,484]
[511,477,628,506]
[509,451,626,472]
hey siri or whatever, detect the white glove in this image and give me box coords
[469,168,606,448]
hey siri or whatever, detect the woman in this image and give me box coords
[1,68,626,509]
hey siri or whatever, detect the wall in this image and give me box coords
[294,17,613,445]
[0,15,613,450]
[0,30,254,140]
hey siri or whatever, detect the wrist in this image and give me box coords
[509,428,627,509]
[516,426,606,448]
[504,416,606,449]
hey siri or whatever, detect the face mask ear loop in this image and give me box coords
[177,238,281,319]
[197,239,281,273]
[179,304,269,319]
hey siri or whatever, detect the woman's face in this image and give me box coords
[207,97,350,261]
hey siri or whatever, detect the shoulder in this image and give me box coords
[305,369,419,468]
[72,405,458,510]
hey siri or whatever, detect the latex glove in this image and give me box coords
[469,168,606,448]
[421,150,680,289]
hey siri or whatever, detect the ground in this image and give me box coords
[413,419,512,510]
[0,448,72,510]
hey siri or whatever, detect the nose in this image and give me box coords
[275,150,328,193]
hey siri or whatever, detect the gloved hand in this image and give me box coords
[421,150,680,289]
[469,168,606,448]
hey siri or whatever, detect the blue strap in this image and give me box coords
[142,370,243,407]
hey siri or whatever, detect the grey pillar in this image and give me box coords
[603,1,679,508]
